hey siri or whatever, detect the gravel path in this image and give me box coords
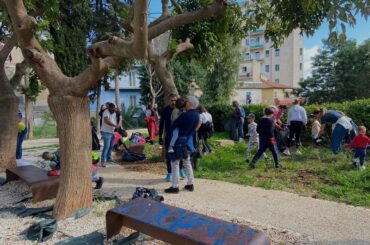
[2,146,369,244]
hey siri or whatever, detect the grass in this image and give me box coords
[33,125,57,139]
[195,132,370,207]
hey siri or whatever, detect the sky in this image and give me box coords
[148,2,370,78]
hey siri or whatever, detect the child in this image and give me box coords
[245,114,268,162]
[113,127,127,151]
[168,98,187,153]
[249,107,282,169]
[42,150,61,176]
[309,114,322,145]
[92,151,104,189]
[349,126,370,170]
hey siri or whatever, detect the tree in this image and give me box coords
[0,34,28,171]
[139,63,163,106]
[295,39,370,104]
[3,0,148,219]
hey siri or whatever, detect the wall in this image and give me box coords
[232,88,262,105]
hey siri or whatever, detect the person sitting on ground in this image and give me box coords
[248,107,282,169]
[165,96,200,194]
[245,114,269,163]
[92,151,104,189]
[284,99,307,156]
[42,150,61,176]
[309,114,322,146]
[113,127,128,151]
[349,126,370,170]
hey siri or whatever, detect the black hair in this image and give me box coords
[175,98,186,110]
[264,107,275,116]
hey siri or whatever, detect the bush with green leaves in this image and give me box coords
[205,99,370,132]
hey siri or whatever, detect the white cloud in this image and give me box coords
[303,46,319,78]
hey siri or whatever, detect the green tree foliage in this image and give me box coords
[168,0,247,104]
[246,0,370,45]
[17,71,45,101]
[49,1,91,77]
[295,39,370,104]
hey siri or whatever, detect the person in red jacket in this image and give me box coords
[349,126,370,170]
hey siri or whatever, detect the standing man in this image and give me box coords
[165,96,200,194]
[16,111,27,159]
[198,106,213,153]
[159,94,178,182]
[232,101,245,142]
[284,99,307,155]
[101,103,119,167]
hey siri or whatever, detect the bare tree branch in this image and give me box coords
[148,0,227,40]
[162,38,194,61]
[0,34,17,67]
[10,60,28,88]
[170,0,183,14]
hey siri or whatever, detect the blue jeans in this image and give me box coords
[353,148,366,166]
[331,124,347,154]
[251,138,279,167]
[16,128,28,159]
[101,131,114,162]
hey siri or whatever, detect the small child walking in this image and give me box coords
[245,114,268,162]
[249,107,282,169]
[309,114,322,145]
[349,126,370,170]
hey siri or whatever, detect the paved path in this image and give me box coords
[98,166,370,243]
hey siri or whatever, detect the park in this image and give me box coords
[0,0,369,244]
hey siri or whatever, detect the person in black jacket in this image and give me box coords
[249,107,282,169]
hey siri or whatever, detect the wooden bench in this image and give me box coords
[6,165,59,203]
[106,198,269,245]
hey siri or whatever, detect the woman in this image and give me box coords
[145,103,158,144]
[198,106,213,153]
[314,108,352,154]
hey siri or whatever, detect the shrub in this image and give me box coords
[205,99,370,132]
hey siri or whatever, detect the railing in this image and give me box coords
[249,29,264,35]
[250,44,264,50]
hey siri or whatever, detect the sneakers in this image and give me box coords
[275,164,283,169]
[164,187,179,194]
[295,150,302,155]
[283,148,291,156]
[248,163,255,169]
[100,162,107,168]
[168,147,174,153]
[360,165,366,170]
[184,184,194,192]
[180,169,187,179]
[95,177,104,189]
[165,173,172,182]
[245,158,250,163]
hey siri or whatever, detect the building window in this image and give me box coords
[242,66,247,72]
[300,48,303,56]
[265,50,269,58]
[255,51,260,60]
[246,92,252,104]
[274,91,278,98]
[275,79,280,83]
[129,96,137,108]
[275,49,280,56]
[275,64,280,71]
[129,71,136,87]
[299,63,303,70]
[265,65,269,73]
[245,39,249,45]
[256,37,260,44]
[246,52,250,60]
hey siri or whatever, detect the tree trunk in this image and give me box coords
[96,84,101,133]
[151,59,179,101]
[114,72,121,108]
[0,90,18,171]
[25,97,33,140]
[48,95,92,219]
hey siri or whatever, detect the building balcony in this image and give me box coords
[250,44,264,50]
[249,29,264,35]
[238,73,252,80]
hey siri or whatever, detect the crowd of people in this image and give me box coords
[232,99,368,170]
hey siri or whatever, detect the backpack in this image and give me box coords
[240,106,246,118]
[122,151,146,162]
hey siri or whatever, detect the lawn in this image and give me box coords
[33,125,57,139]
[194,132,370,207]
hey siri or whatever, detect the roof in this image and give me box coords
[238,78,294,90]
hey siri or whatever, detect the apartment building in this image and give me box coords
[239,2,304,88]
